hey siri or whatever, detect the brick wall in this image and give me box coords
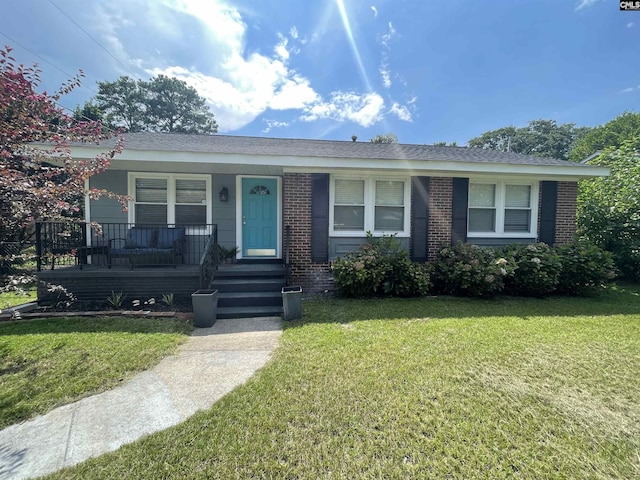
[555,181,578,245]
[427,177,453,260]
[283,173,333,293]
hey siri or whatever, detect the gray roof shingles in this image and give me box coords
[91,132,588,168]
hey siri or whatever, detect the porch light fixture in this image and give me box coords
[219,187,229,203]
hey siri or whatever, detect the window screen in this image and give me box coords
[375,181,404,230]
[334,179,365,231]
[468,183,496,232]
[504,184,531,232]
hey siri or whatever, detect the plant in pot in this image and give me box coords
[217,245,239,264]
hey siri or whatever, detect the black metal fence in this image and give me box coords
[36,222,218,271]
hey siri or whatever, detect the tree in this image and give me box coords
[569,111,640,162]
[0,46,124,283]
[370,132,398,144]
[145,75,218,134]
[468,119,589,161]
[94,75,218,134]
[577,137,640,280]
[95,76,147,132]
[433,141,458,147]
[73,100,106,123]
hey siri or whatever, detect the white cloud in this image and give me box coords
[381,22,397,48]
[91,0,389,132]
[300,91,385,127]
[627,22,635,28]
[389,102,413,122]
[371,6,378,17]
[274,34,290,61]
[378,22,397,89]
[619,86,635,93]
[575,0,602,11]
[380,64,391,89]
[262,119,289,133]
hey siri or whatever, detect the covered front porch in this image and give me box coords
[35,221,290,318]
[35,221,218,302]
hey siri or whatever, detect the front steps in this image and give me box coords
[211,261,286,319]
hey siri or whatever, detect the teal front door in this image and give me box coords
[242,177,278,257]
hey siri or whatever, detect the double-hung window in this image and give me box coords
[468,180,537,237]
[331,176,410,236]
[129,173,211,227]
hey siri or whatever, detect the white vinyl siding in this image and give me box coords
[129,173,211,227]
[330,176,410,236]
[468,180,538,237]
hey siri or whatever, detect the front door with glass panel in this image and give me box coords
[242,177,278,257]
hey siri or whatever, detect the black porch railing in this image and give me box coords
[199,227,219,289]
[36,222,218,271]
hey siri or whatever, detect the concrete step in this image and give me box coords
[215,264,286,278]
[218,291,282,308]
[217,305,284,319]
[211,278,285,293]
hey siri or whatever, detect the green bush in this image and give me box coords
[432,242,512,298]
[555,240,616,296]
[577,139,640,281]
[383,255,432,297]
[501,243,562,297]
[331,234,431,297]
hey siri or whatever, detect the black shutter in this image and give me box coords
[451,178,469,244]
[539,181,557,245]
[411,177,429,262]
[311,174,330,262]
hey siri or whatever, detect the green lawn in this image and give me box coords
[0,317,191,428]
[48,285,640,479]
[0,287,37,309]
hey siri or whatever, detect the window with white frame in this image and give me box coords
[130,174,211,225]
[331,176,409,235]
[468,181,537,236]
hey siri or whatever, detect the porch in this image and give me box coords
[35,221,219,303]
[35,222,289,318]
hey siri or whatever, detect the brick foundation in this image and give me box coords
[283,173,333,293]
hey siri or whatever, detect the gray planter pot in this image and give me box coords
[282,286,302,321]
[191,289,218,328]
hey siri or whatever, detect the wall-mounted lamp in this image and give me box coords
[219,187,229,203]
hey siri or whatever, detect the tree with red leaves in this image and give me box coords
[0,45,126,290]
[0,45,125,242]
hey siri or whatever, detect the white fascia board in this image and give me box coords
[68,145,610,180]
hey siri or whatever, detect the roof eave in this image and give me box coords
[66,145,610,180]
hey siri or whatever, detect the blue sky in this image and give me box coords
[1,0,638,144]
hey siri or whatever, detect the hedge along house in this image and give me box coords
[36,133,607,315]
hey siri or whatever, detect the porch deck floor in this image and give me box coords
[38,264,201,276]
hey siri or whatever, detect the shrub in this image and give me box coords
[383,256,432,297]
[555,240,616,296]
[331,234,431,297]
[432,242,512,298]
[501,243,562,297]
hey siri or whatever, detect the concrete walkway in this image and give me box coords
[0,316,282,480]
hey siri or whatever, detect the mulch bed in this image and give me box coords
[1,295,195,321]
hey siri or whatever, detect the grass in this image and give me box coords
[0,316,191,429]
[48,284,640,479]
[0,287,37,309]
